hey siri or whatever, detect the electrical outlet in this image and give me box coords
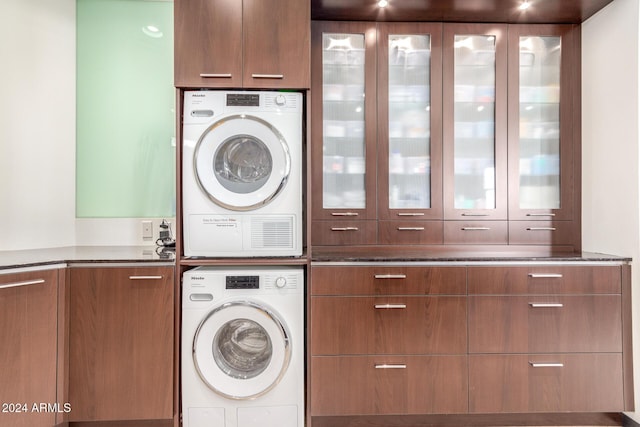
[142,221,153,239]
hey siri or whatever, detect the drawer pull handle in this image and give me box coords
[461,213,489,217]
[129,275,163,280]
[398,212,424,217]
[331,227,359,231]
[397,227,425,231]
[251,73,284,79]
[0,278,45,290]
[527,227,557,231]
[375,364,407,369]
[462,227,491,231]
[331,212,359,216]
[529,303,564,308]
[374,274,407,279]
[374,304,407,309]
[199,73,232,78]
[527,213,556,217]
[528,273,563,278]
[529,362,564,368]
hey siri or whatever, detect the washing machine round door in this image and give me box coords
[193,114,291,211]
[192,300,291,400]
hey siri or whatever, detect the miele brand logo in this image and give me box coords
[190,276,206,281]
[191,94,206,97]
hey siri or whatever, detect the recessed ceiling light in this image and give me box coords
[378,0,389,8]
[519,0,531,10]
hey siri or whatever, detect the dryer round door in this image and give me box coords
[192,300,292,400]
[193,114,291,211]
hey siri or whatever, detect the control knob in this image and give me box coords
[274,276,287,288]
[275,94,286,106]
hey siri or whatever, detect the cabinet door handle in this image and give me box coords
[529,303,564,308]
[374,304,407,309]
[0,278,45,290]
[397,212,424,217]
[462,227,491,231]
[374,274,407,279]
[199,73,232,78]
[529,362,564,368]
[461,213,489,217]
[526,227,557,231]
[331,227,359,231]
[528,273,563,278]
[251,73,284,79]
[129,275,163,280]
[527,213,556,217]
[375,364,407,369]
[397,227,425,231]
[331,212,359,217]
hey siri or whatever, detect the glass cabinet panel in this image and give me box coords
[518,36,561,210]
[321,33,366,209]
[453,35,497,210]
[387,34,432,209]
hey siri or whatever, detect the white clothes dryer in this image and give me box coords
[181,267,304,427]
[182,91,303,257]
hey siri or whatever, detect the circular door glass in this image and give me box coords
[214,136,273,194]
[193,300,291,400]
[213,318,272,379]
[194,114,291,211]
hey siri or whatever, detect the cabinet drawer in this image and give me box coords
[378,221,443,245]
[468,265,621,294]
[444,221,508,244]
[469,353,624,413]
[311,266,467,296]
[312,296,467,355]
[311,355,468,415]
[468,295,622,353]
[311,220,377,246]
[509,220,576,246]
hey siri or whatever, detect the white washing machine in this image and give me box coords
[182,91,303,257]
[182,266,304,427]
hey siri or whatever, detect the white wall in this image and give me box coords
[582,0,640,410]
[0,0,76,251]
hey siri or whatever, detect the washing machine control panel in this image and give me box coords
[226,275,259,290]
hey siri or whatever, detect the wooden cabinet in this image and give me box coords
[0,269,59,427]
[310,262,633,421]
[310,265,468,416]
[467,264,627,413]
[311,22,581,251]
[68,266,174,422]
[175,0,310,89]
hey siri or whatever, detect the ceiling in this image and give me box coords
[311,0,616,24]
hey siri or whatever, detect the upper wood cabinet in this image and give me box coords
[175,0,310,89]
[68,266,174,422]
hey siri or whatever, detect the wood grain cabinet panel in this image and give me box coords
[68,266,174,422]
[311,266,467,296]
[469,354,624,413]
[467,265,621,294]
[312,296,467,355]
[312,355,468,415]
[469,295,622,353]
[443,221,508,245]
[378,221,443,245]
[311,220,377,246]
[0,269,58,427]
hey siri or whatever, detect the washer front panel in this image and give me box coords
[192,300,292,400]
[194,114,291,211]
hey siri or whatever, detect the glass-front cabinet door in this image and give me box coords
[311,22,378,245]
[377,23,443,226]
[443,24,508,243]
[508,25,577,222]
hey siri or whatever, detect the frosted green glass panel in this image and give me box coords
[453,35,496,210]
[388,34,431,209]
[76,0,174,217]
[322,33,366,209]
[518,36,561,209]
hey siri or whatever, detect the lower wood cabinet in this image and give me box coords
[0,269,59,427]
[68,266,174,422]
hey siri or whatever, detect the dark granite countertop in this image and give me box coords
[0,246,175,270]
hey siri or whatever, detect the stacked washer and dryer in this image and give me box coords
[181,91,305,427]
